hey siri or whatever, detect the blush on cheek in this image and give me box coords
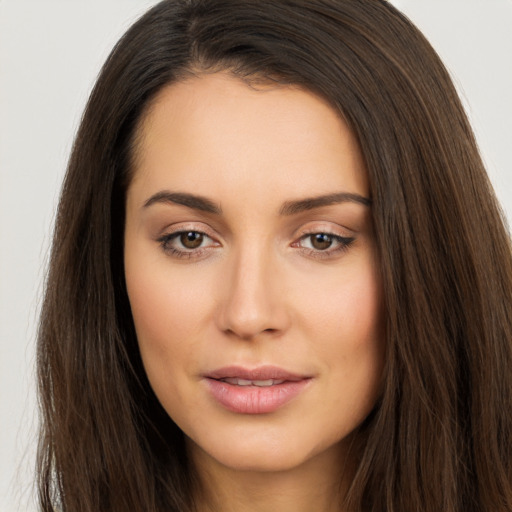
[127,269,210,353]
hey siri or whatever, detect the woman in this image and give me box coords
[37,1,512,511]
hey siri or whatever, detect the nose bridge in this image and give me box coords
[218,238,286,339]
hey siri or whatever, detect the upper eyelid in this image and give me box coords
[294,223,354,238]
[157,222,219,239]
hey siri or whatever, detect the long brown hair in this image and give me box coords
[37,1,512,510]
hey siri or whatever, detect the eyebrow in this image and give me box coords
[142,190,371,216]
[143,191,222,214]
[279,192,371,215]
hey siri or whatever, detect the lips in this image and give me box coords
[203,365,311,414]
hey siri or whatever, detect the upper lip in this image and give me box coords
[204,365,309,382]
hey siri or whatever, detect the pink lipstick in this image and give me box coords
[203,365,311,414]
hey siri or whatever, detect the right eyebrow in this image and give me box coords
[143,191,222,215]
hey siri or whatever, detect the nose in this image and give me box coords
[216,246,290,340]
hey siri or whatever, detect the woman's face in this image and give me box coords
[124,72,384,474]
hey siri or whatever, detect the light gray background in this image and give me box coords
[1,1,511,510]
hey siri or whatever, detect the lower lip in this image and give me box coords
[204,378,311,414]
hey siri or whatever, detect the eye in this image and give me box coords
[294,232,355,258]
[157,230,218,258]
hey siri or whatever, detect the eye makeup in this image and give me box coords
[156,226,356,261]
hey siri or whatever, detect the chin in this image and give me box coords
[186,423,346,475]
[217,448,308,473]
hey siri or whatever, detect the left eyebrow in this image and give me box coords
[279,192,371,215]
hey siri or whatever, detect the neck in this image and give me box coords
[189,440,355,512]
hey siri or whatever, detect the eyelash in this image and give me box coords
[157,230,355,260]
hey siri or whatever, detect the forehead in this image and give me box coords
[129,72,368,209]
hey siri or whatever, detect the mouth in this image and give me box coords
[203,365,312,414]
[216,377,288,387]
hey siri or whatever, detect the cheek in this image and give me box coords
[124,258,218,414]
[124,241,216,368]
[297,255,384,402]
[300,257,382,349]
[127,273,200,347]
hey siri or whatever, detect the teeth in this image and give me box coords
[253,379,274,387]
[222,378,285,387]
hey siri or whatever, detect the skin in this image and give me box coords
[124,72,384,512]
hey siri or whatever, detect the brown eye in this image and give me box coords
[180,231,204,249]
[158,229,219,258]
[310,233,333,250]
